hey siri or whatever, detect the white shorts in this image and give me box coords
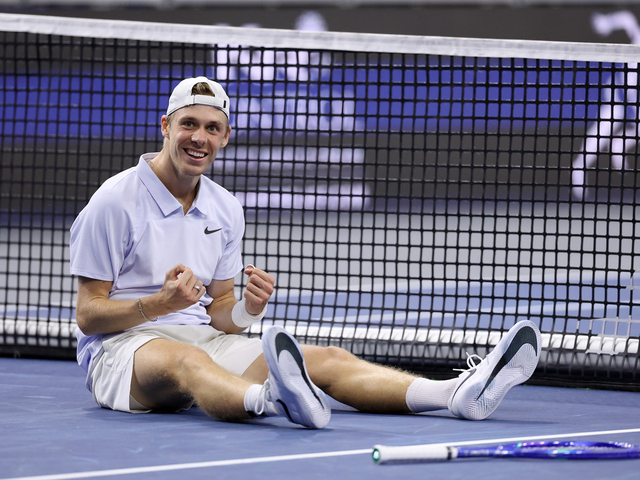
[89,324,263,414]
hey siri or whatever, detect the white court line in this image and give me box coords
[4,428,640,480]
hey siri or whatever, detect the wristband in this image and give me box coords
[231,298,267,328]
[137,298,157,322]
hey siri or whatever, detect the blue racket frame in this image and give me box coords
[457,441,640,459]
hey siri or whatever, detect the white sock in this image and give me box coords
[405,377,458,413]
[243,383,280,417]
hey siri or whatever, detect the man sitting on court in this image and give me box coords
[70,76,542,429]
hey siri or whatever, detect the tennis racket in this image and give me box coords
[372,441,640,464]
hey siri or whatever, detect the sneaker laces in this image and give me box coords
[453,352,484,373]
[254,378,273,416]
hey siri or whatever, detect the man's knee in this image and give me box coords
[167,344,216,385]
[322,345,358,365]
[303,345,360,387]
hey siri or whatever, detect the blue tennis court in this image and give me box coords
[2,279,639,479]
[1,357,640,480]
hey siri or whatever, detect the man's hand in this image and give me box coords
[157,264,206,312]
[243,265,275,315]
[75,264,205,335]
[205,266,274,334]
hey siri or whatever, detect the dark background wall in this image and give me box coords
[4,3,640,44]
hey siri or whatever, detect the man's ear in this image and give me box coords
[161,115,170,139]
[221,125,232,148]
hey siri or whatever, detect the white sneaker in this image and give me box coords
[448,320,542,421]
[261,326,331,429]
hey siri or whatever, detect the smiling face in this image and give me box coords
[159,104,231,183]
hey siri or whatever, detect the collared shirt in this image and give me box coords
[70,153,245,377]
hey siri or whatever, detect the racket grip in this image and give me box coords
[372,444,458,464]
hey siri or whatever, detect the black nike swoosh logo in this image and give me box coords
[450,367,477,402]
[475,325,539,401]
[274,332,324,407]
[277,399,295,424]
[204,227,222,235]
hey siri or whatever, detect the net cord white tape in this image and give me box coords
[3,13,640,62]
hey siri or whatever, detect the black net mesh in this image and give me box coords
[1,25,639,389]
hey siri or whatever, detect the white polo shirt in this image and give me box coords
[70,153,245,376]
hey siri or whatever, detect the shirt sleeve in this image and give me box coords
[69,187,132,283]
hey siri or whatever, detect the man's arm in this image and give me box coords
[76,264,205,336]
[206,265,275,334]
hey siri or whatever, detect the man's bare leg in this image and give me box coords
[131,333,333,428]
[132,338,253,421]
[242,343,455,414]
[302,345,416,413]
[128,332,457,422]
[244,321,541,420]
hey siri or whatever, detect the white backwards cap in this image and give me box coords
[166,77,230,119]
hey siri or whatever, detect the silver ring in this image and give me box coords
[194,285,201,292]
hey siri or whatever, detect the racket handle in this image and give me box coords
[372,444,459,464]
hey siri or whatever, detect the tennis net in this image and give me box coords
[1,13,639,390]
